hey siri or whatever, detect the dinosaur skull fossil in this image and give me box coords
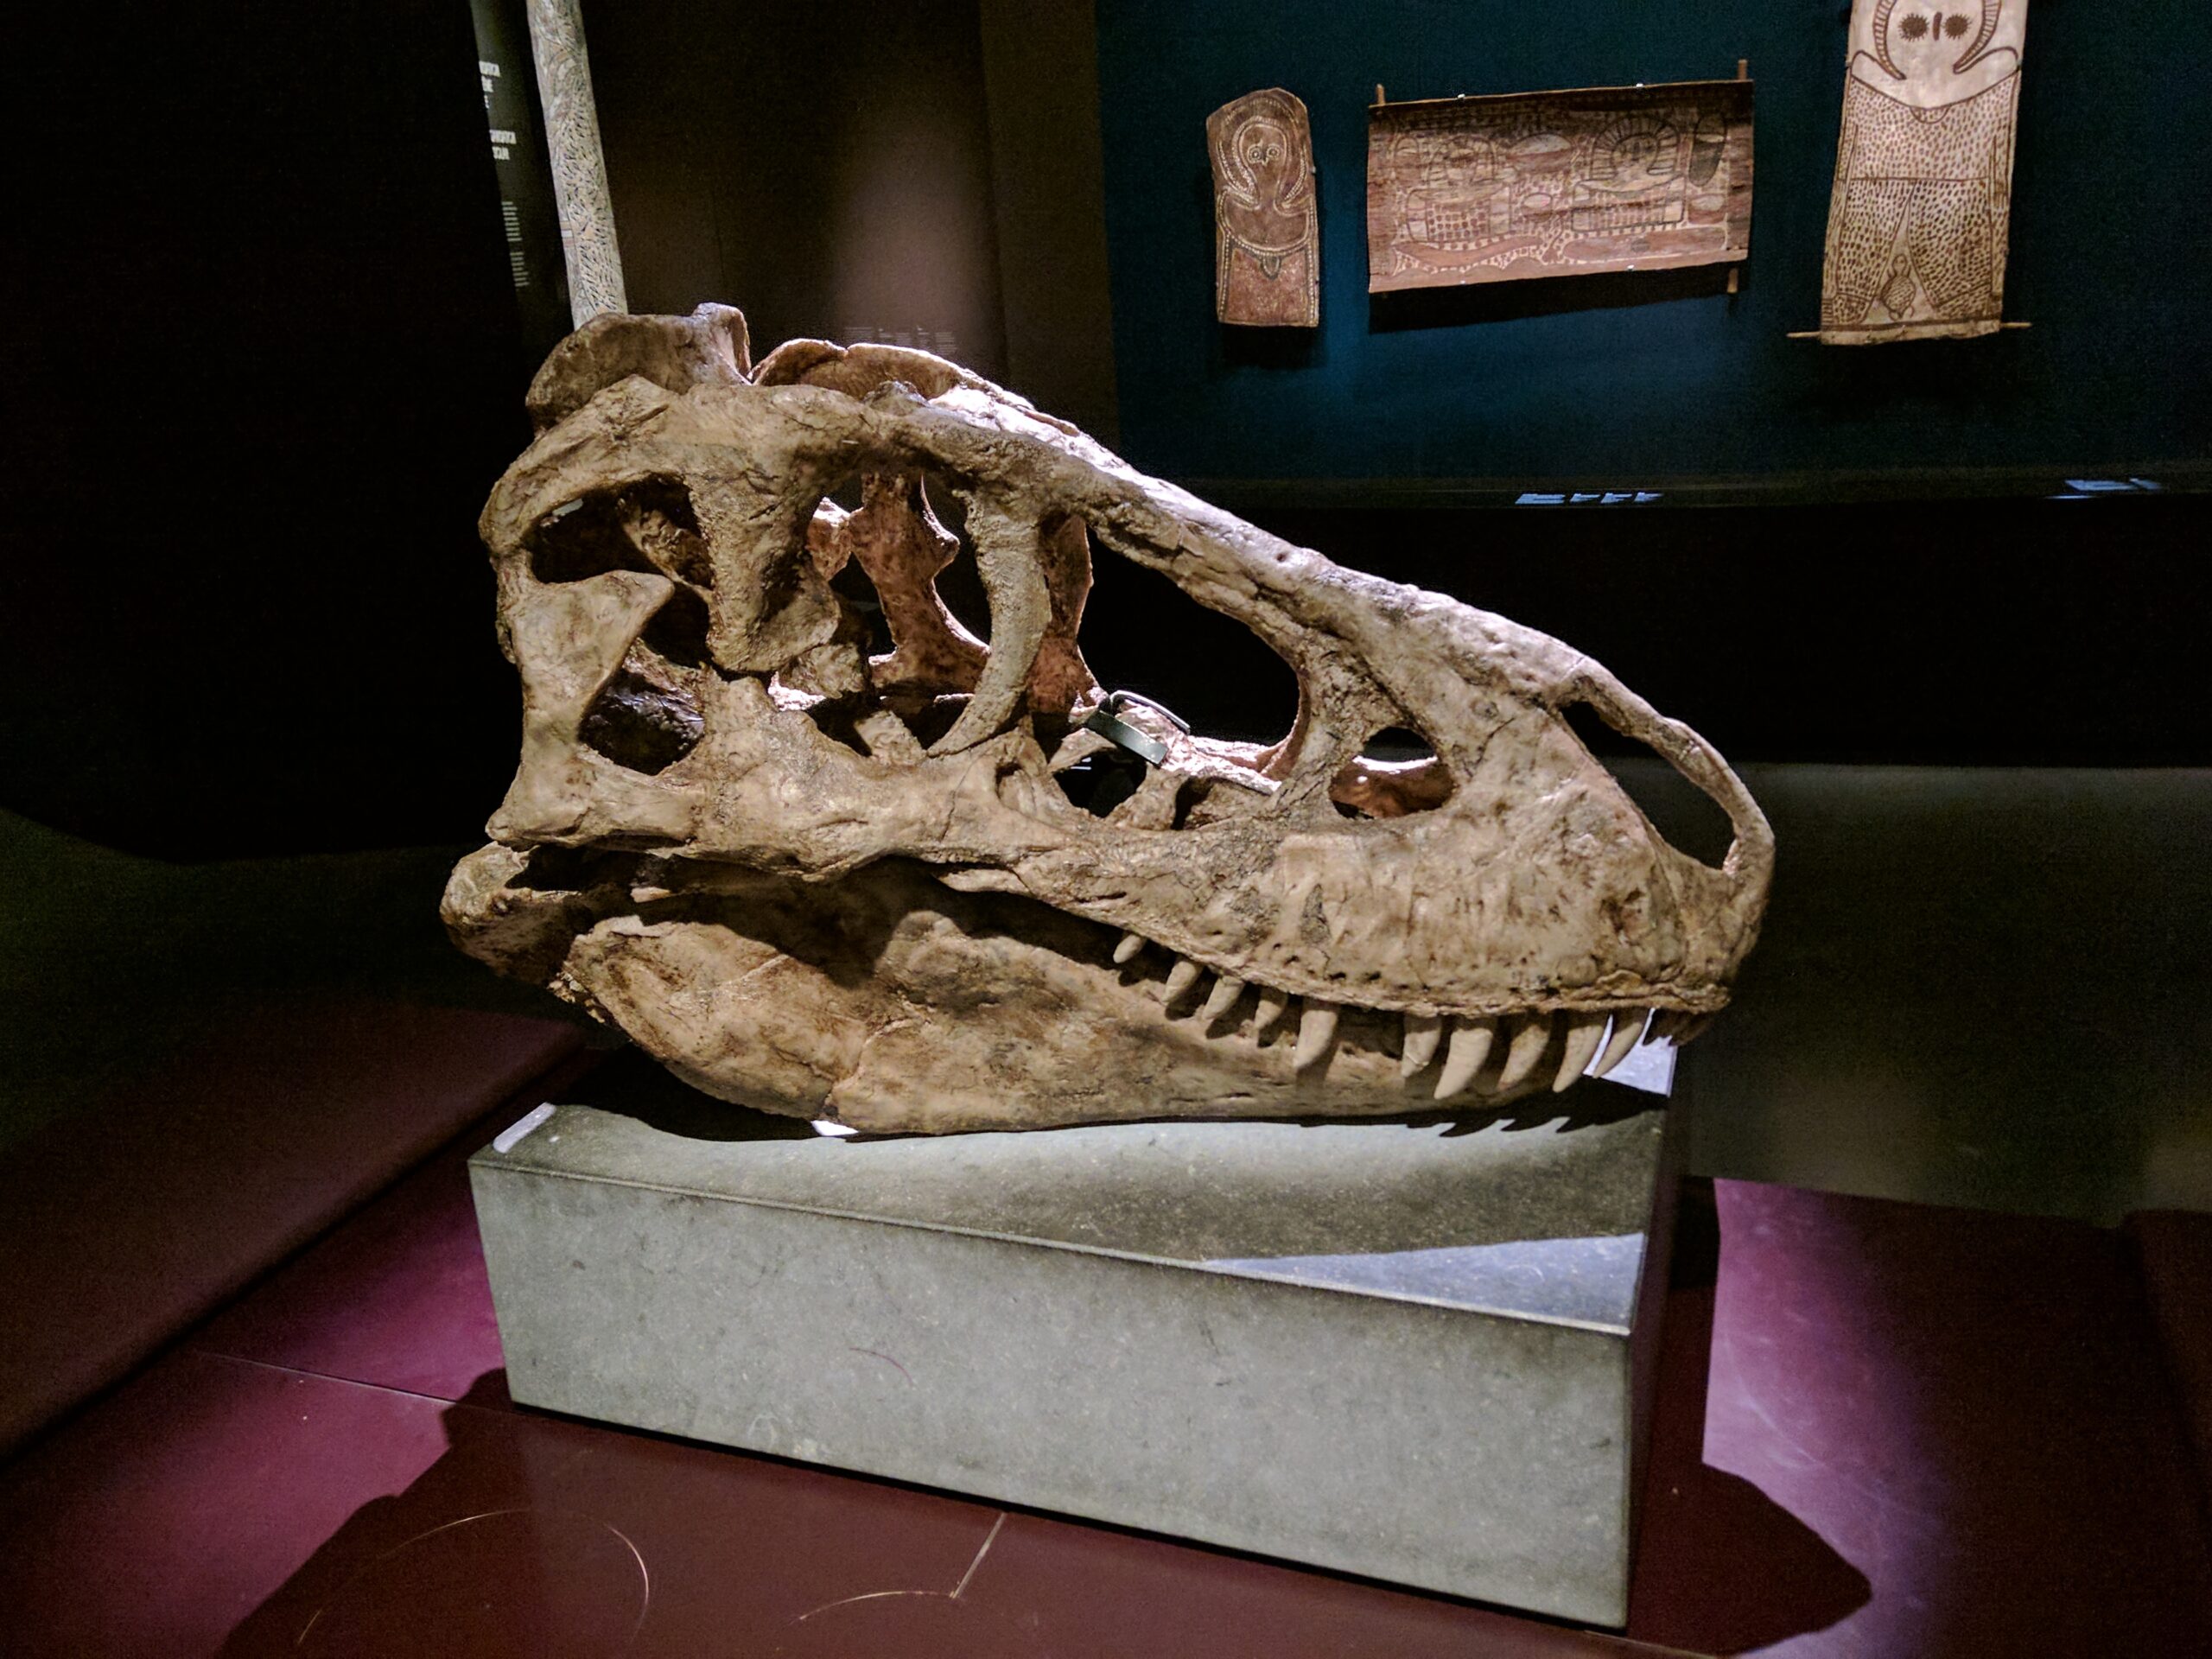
[443,305,1772,1133]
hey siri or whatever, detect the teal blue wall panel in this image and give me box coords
[1096,0,2209,486]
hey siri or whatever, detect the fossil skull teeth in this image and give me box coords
[1646,1009,1712,1047]
[1163,957,1205,1007]
[1122,956,1679,1086]
[1554,1013,1611,1093]
[1399,1012,1445,1079]
[1496,1014,1556,1092]
[1595,1010,1650,1076]
[1649,1010,1715,1047]
[1434,1016,1498,1099]
[442,306,1772,1132]
[1292,1000,1340,1074]
[1251,985,1293,1039]
[1199,974,1247,1026]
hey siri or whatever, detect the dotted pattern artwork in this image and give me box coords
[1817,0,2027,344]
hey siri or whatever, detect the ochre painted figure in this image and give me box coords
[1207,88,1319,327]
[1819,0,2028,342]
[445,306,1773,1132]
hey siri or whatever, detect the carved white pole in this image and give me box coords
[524,0,627,324]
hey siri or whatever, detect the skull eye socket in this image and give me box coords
[518,478,715,779]
[527,476,709,587]
[639,584,710,668]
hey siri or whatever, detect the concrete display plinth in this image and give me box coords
[470,1046,1681,1626]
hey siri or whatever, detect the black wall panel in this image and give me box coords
[0,1,530,855]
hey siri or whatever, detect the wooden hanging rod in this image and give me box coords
[1372,62,1749,107]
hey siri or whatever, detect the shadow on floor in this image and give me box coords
[1627,1179,1872,1652]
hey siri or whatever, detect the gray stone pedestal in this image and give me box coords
[470,1046,1681,1626]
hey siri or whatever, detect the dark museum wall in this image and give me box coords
[0,1,529,856]
[1117,493,2212,771]
[1093,0,2212,488]
[580,0,1122,441]
[582,0,1012,382]
[0,0,2207,861]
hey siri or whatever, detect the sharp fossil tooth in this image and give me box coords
[1112,931,1147,965]
[1292,1000,1338,1073]
[1553,1013,1609,1093]
[1400,1012,1445,1079]
[1497,1013,1554,1090]
[1199,974,1246,1025]
[1649,1009,1714,1046]
[1594,1010,1649,1077]
[1252,986,1291,1038]
[1434,1016,1497,1099]
[1163,957,1205,1006]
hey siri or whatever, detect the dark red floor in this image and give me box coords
[0,998,582,1456]
[3,1129,2207,1656]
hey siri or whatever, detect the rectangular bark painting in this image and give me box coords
[1818,0,2028,343]
[1208,88,1319,327]
[1366,80,1753,294]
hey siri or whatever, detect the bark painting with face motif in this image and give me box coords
[1820,0,2028,342]
[1208,88,1319,327]
[443,305,1774,1133]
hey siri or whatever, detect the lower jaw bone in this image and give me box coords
[448,847,1592,1135]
